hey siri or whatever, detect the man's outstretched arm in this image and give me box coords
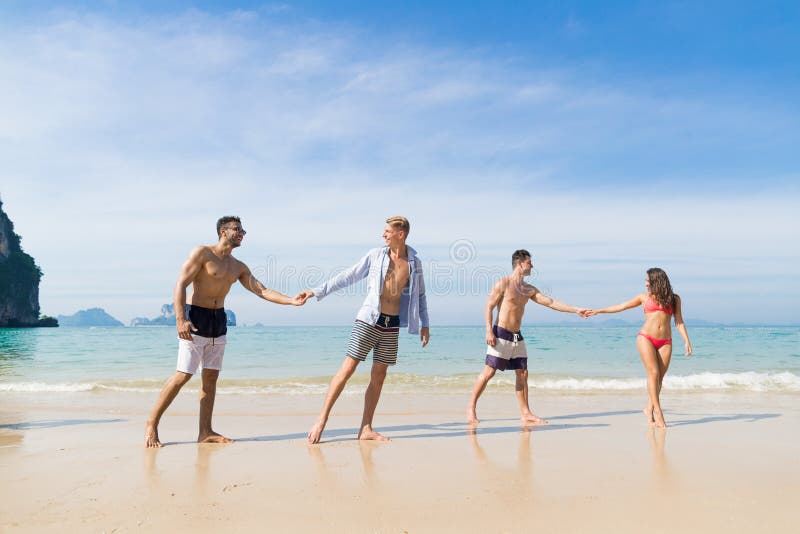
[530,288,588,317]
[309,251,372,300]
[239,264,307,306]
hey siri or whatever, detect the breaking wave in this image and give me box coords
[1,371,798,394]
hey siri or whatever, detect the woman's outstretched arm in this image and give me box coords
[587,294,645,316]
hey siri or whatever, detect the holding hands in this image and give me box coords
[293,290,315,306]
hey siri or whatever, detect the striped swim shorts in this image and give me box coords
[347,313,400,366]
[485,325,528,371]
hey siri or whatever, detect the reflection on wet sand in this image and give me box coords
[468,426,535,496]
[646,426,672,491]
[143,448,160,491]
[358,441,379,487]
[195,443,229,495]
[308,440,385,491]
[143,441,229,491]
[0,430,23,447]
[0,409,25,447]
[307,443,341,494]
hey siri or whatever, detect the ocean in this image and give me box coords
[1,325,798,396]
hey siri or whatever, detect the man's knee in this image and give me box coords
[483,367,497,380]
[172,371,193,386]
[201,368,221,382]
[370,363,388,383]
[338,357,360,379]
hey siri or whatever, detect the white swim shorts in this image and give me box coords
[176,334,227,374]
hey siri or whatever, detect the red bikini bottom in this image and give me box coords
[638,332,672,350]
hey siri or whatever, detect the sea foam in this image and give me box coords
[526,371,800,392]
[0,382,97,393]
[1,371,797,394]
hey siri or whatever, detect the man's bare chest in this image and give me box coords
[385,259,410,285]
[200,258,240,283]
[502,285,532,306]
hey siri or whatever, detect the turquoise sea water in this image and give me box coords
[0,326,798,395]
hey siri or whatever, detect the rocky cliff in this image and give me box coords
[0,198,56,327]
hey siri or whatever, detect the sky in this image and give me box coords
[1,1,798,326]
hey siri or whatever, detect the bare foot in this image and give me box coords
[358,427,390,441]
[521,414,548,425]
[145,422,162,448]
[653,409,667,428]
[198,431,233,444]
[308,419,327,444]
[644,406,655,424]
[466,408,479,425]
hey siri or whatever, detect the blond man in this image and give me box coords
[301,216,430,443]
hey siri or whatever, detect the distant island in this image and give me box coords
[57,308,124,327]
[0,197,57,327]
[54,304,238,327]
[131,304,236,327]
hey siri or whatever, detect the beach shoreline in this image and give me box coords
[1,390,796,532]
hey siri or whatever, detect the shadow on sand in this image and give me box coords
[237,418,610,444]
[0,418,125,430]
[549,410,641,420]
[157,409,779,447]
[667,412,780,427]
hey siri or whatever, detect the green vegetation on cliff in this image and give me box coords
[0,197,56,327]
[0,251,42,306]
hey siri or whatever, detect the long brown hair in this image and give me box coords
[647,268,675,309]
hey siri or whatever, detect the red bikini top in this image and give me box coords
[643,297,673,315]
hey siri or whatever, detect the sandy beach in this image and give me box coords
[1,388,797,533]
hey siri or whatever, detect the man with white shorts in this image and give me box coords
[466,249,589,425]
[144,216,308,447]
[175,304,228,374]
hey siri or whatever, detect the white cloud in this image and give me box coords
[1,9,797,324]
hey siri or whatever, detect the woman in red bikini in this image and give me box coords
[588,268,692,427]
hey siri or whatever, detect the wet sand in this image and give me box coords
[1,390,797,532]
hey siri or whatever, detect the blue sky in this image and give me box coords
[1,1,798,325]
